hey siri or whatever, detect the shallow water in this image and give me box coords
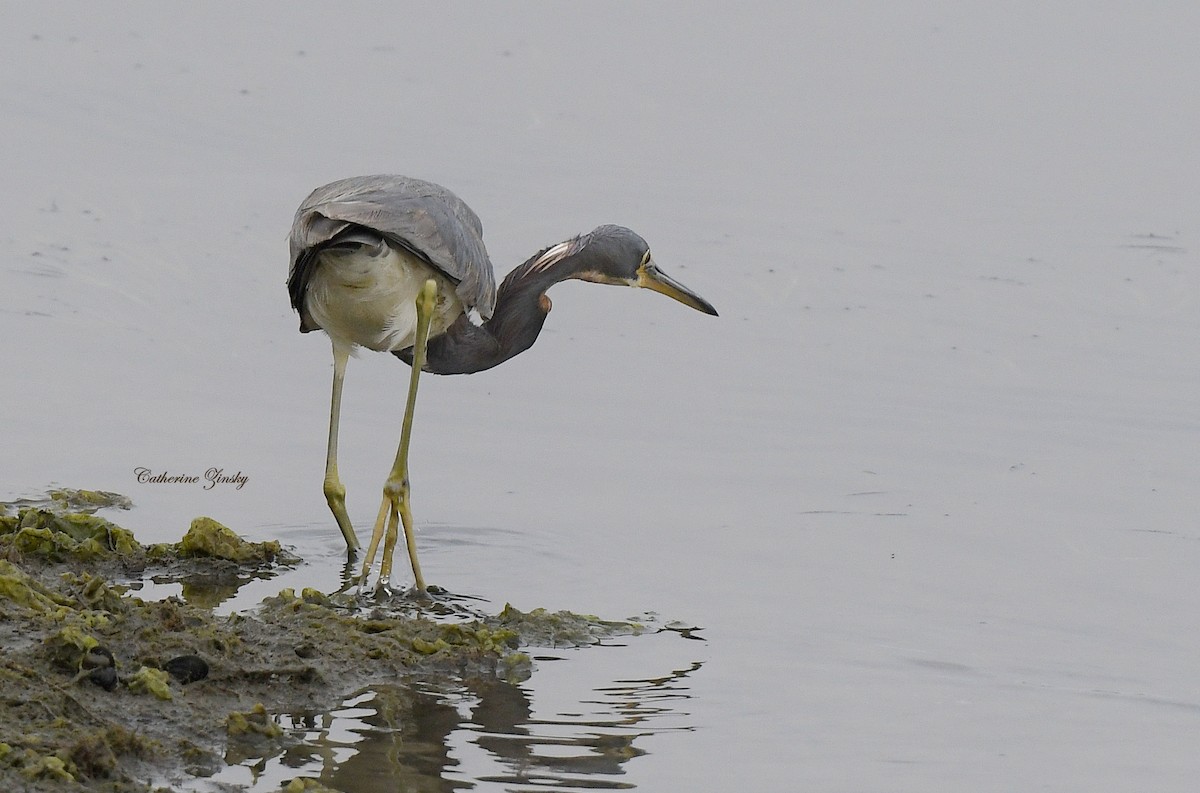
[4,3,1200,791]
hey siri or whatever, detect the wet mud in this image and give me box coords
[0,490,642,791]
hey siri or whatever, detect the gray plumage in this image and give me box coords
[288,175,496,331]
[287,174,718,590]
[288,176,717,376]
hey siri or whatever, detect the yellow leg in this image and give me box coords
[360,279,436,591]
[324,341,359,550]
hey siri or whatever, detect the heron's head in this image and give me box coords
[571,225,718,316]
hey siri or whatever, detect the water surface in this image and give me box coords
[3,3,1199,791]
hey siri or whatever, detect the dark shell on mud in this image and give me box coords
[88,666,119,691]
[83,645,115,669]
[163,654,209,684]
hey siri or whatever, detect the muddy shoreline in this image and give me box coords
[0,491,641,791]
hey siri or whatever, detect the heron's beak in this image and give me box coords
[636,260,719,316]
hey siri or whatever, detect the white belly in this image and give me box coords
[305,243,464,352]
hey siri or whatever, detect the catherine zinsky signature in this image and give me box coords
[134,467,248,490]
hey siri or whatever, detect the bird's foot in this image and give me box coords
[351,577,438,607]
[356,482,426,594]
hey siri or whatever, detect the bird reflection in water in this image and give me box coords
[218,659,703,791]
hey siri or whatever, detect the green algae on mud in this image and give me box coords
[0,505,140,562]
[175,516,290,564]
[495,602,646,647]
[0,493,650,791]
[0,488,133,516]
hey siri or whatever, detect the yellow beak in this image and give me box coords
[636,260,718,316]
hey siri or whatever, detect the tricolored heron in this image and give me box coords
[288,175,717,591]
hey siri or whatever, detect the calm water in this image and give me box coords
[3,3,1200,791]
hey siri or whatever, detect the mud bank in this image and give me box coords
[0,491,642,791]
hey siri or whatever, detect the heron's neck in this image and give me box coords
[415,240,585,374]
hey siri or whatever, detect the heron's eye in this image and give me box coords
[640,250,652,267]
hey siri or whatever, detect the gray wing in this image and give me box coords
[288,175,497,321]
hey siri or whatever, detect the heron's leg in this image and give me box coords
[361,279,435,591]
[325,341,359,550]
